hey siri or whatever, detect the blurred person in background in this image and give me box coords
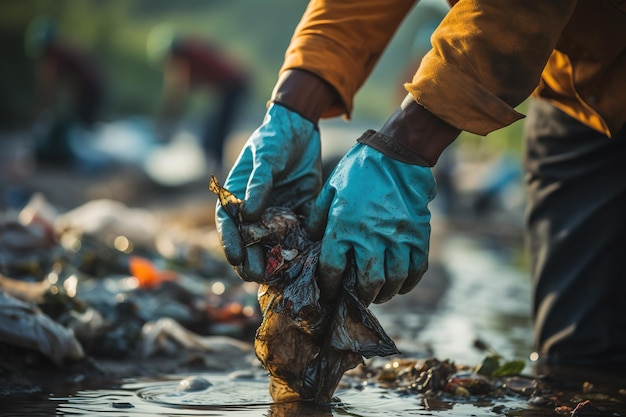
[25,16,106,168]
[148,25,250,171]
[215,0,626,372]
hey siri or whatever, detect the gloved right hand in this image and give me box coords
[304,94,461,306]
[215,102,322,281]
[305,141,436,306]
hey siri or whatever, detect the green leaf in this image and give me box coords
[474,355,501,376]
[492,360,525,377]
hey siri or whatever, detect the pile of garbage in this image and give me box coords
[0,193,259,369]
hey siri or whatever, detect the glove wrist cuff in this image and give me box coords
[357,130,430,166]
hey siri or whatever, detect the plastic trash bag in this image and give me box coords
[140,317,252,357]
[210,176,399,404]
[0,290,84,366]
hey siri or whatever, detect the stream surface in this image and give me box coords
[3,233,625,416]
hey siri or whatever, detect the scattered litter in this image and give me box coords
[0,191,259,367]
[140,317,252,358]
[0,290,84,366]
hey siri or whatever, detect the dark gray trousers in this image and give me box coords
[524,98,626,366]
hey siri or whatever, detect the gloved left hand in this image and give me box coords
[215,103,322,281]
[305,141,436,305]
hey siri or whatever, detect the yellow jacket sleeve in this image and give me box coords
[282,0,625,137]
[535,0,626,137]
[280,0,418,119]
[406,0,577,135]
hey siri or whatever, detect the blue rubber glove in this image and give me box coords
[305,142,436,305]
[215,103,322,281]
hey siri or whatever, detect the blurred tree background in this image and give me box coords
[0,0,309,129]
[0,0,526,154]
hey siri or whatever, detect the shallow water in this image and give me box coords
[0,373,549,417]
[373,234,533,366]
[53,373,464,417]
[5,370,626,417]
[4,233,625,416]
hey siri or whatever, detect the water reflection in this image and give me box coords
[2,396,58,417]
[50,374,456,417]
[421,235,532,364]
[49,373,578,417]
[371,233,532,366]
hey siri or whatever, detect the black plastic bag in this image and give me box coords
[210,176,399,404]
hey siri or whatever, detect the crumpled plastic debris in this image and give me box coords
[210,176,399,404]
[140,317,252,357]
[0,203,63,283]
[54,198,160,249]
[0,289,84,366]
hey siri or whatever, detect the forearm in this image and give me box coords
[271,73,460,167]
[270,69,339,124]
[368,0,578,165]
[360,94,460,167]
[280,0,417,119]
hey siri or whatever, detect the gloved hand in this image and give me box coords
[215,102,322,281]
[305,141,436,305]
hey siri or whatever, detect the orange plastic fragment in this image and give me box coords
[129,256,176,289]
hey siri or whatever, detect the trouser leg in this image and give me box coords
[524,98,626,365]
[202,82,248,165]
